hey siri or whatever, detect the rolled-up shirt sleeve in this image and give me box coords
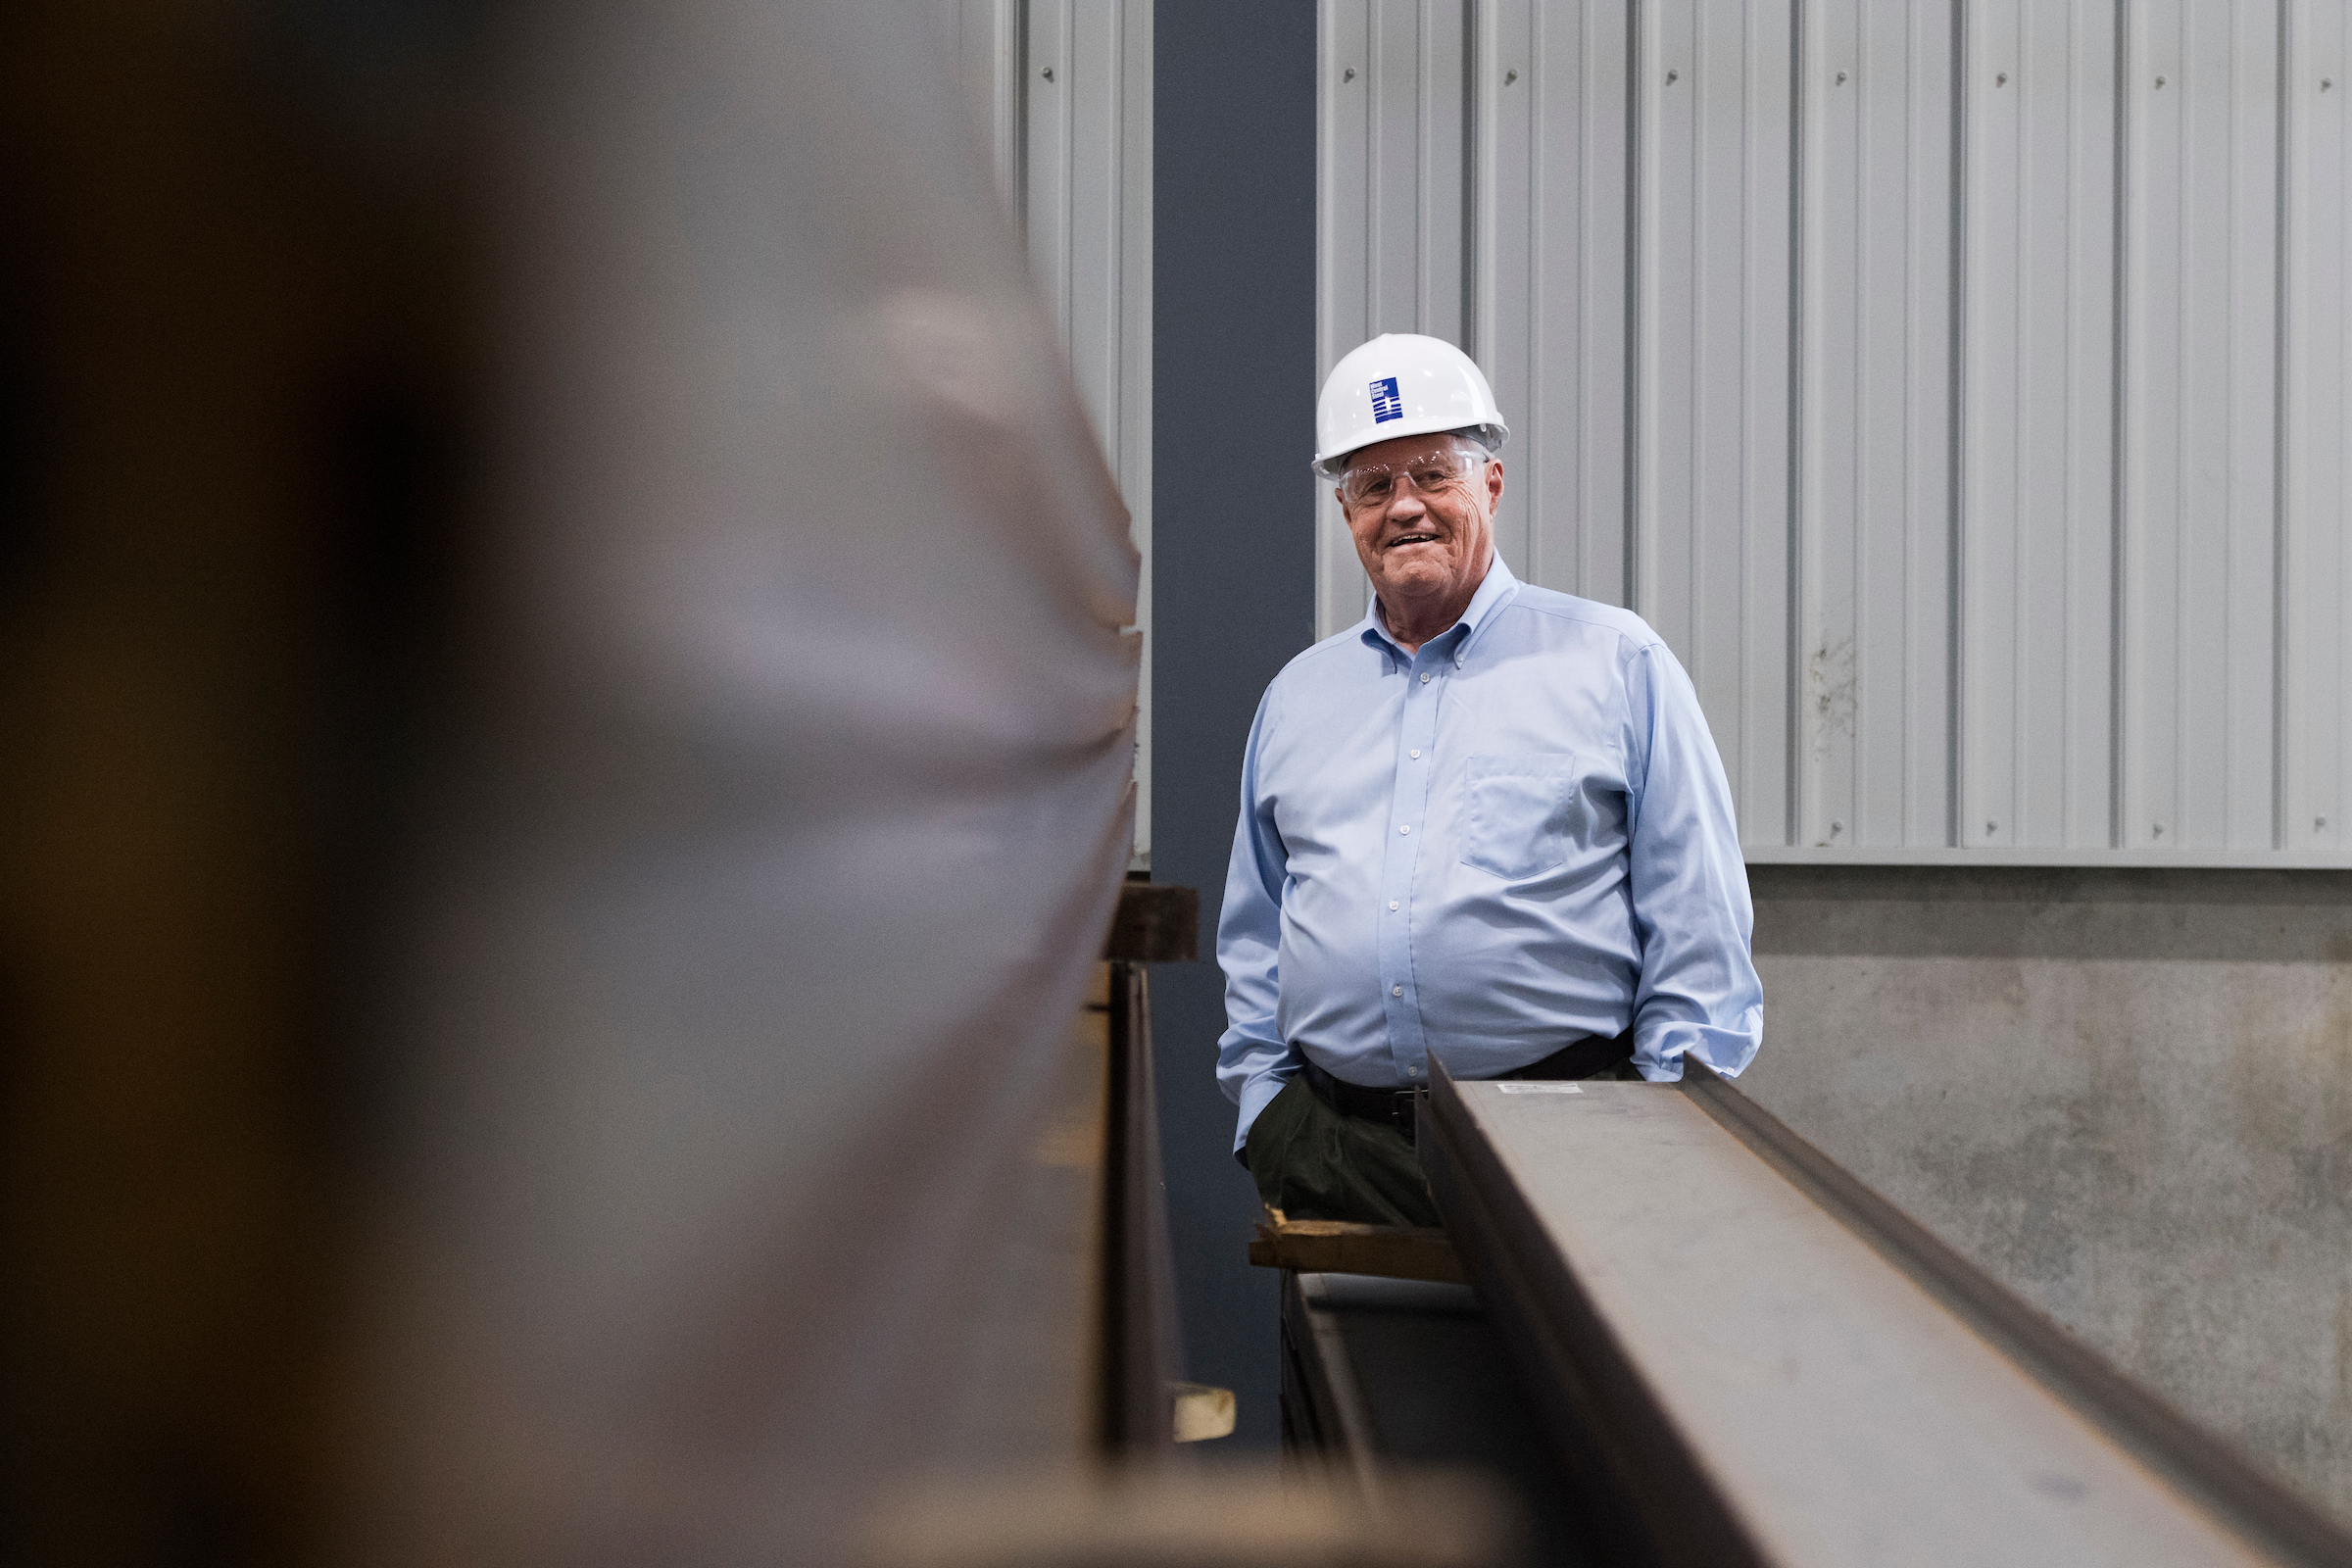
[1620,640,1764,1081]
[1215,692,1299,1152]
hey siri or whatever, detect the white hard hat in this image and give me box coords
[1313,332,1509,477]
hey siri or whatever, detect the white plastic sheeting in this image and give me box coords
[1319,0,2352,866]
[355,1,1141,1557]
[930,0,1155,864]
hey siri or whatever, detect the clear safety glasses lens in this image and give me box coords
[1339,450,1482,510]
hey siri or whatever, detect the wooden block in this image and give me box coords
[1247,1215,1467,1285]
[1169,1381,1236,1443]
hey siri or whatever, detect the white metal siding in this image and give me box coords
[2286,2,2350,853]
[1318,0,1473,633]
[2120,1,2283,856]
[1637,0,1796,848]
[1320,0,2352,867]
[1474,1,1636,606]
[1809,0,1955,855]
[1963,0,2114,853]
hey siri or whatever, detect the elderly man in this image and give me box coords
[1216,333,1763,1227]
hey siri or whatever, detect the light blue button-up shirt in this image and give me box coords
[1216,553,1762,1152]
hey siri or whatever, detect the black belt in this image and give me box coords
[1501,1027,1639,1081]
[1298,1029,1636,1145]
[1299,1058,1423,1140]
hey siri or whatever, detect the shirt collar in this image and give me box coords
[1358,550,1521,664]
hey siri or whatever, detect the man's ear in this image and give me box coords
[1485,460,1505,512]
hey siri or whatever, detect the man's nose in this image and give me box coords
[1385,484,1429,524]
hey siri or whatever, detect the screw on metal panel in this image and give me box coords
[1504,69,1517,84]
[1343,67,1355,81]
[1995,73,2007,87]
[1986,820,1997,836]
[1666,69,1679,84]
[2155,75,2166,88]
[1829,820,1843,836]
[1836,71,1847,84]
[2325,78,2335,91]
[1041,65,1054,80]
[2153,821,2165,837]
[2319,815,2329,829]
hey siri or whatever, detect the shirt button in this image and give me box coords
[1419,672,1432,683]
[1410,749,1422,759]
[1408,1064,1422,1077]
[1389,900,1399,910]
[1398,824,1410,834]
[1392,985,1404,997]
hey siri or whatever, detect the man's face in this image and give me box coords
[1337,432,1503,613]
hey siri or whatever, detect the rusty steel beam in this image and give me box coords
[1421,1058,2352,1567]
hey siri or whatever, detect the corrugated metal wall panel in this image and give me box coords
[1806,0,1957,851]
[1639,0,1796,846]
[1473,0,1635,605]
[1317,0,1471,635]
[1321,0,2348,867]
[2121,0,2282,854]
[1473,0,1532,584]
[1962,0,2118,852]
[2285,3,2348,854]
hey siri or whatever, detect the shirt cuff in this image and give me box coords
[1634,1008,1764,1082]
[1233,1068,1294,1154]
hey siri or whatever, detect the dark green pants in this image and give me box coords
[1244,1077,1441,1228]
[1244,1060,1647,1228]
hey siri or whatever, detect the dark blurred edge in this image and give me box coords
[1,3,482,1559]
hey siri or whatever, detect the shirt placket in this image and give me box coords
[1377,634,1454,1082]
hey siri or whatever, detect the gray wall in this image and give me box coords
[1742,866,2352,1519]
[1151,0,1318,1448]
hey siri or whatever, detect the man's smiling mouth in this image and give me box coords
[1387,532,1440,550]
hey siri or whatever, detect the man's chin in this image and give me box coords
[1376,562,1459,599]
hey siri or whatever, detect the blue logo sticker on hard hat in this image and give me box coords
[1370,377,1403,423]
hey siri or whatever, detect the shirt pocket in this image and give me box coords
[1459,753,1577,879]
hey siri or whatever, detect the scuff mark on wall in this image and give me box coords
[1809,637,1856,760]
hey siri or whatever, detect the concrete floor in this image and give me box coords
[1740,866,2352,1523]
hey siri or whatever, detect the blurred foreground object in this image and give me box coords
[1,0,1181,1560]
[854,1463,1514,1568]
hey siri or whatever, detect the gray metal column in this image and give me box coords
[1150,0,1321,1449]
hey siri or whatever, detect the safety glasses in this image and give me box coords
[1337,447,1486,510]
